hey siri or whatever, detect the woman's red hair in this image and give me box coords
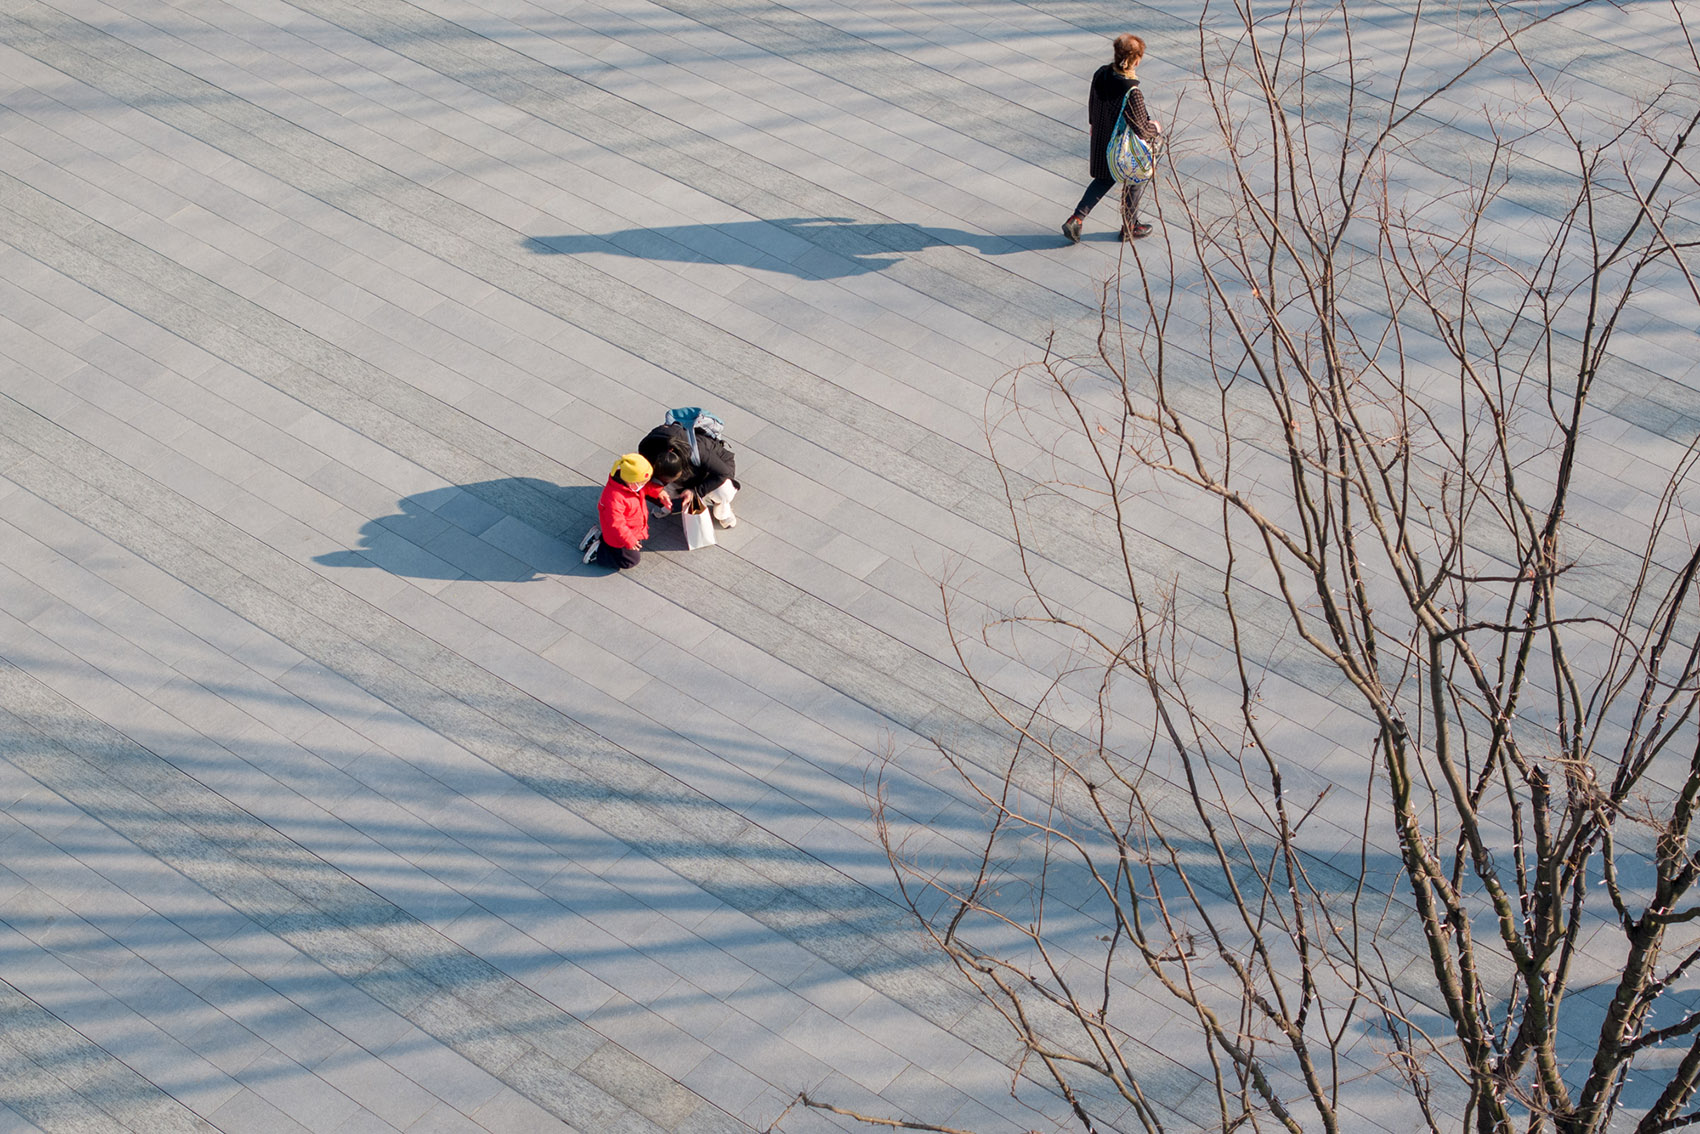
[1113,34,1145,72]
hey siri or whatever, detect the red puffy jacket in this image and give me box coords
[597,475,667,549]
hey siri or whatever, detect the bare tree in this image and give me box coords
[870,1,1700,1131]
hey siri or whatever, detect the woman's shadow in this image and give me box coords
[313,478,684,582]
[526,216,1061,280]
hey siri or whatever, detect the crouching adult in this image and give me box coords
[639,413,740,528]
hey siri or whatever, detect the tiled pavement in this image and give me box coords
[1,0,1696,1132]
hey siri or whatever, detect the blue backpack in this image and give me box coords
[664,408,726,466]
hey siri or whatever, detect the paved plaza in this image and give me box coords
[2,0,1697,1131]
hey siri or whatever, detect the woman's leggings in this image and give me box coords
[1072,178,1144,223]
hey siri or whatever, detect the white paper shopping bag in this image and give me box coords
[682,501,717,550]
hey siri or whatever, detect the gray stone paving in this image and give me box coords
[1,0,1696,1131]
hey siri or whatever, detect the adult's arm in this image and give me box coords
[1126,86,1161,139]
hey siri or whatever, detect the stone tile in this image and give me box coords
[235,1048,362,1131]
[329,1110,403,1134]
[208,1087,315,1134]
[469,1087,576,1134]
[317,1041,439,1130]
[700,1011,834,1096]
[404,1103,486,1134]
[377,1028,505,1115]
[0,1101,47,1134]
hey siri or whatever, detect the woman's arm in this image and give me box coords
[1126,87,1161,139]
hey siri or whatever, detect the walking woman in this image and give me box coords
[1062,34,1162,244]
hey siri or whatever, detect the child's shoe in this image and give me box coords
[579,528,601,563]
[711,501,737,528]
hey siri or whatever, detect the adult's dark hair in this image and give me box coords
[1112,33,1145,74]
[639,438,686,484]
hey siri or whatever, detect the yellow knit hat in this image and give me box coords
[610,453,653,485]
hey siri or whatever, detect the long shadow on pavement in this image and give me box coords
[315,479,590,581]
[314,479,696,582]
[527,216,1063,279]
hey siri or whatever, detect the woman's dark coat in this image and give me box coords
[642,422,737,497]
[1087,65,1156,181]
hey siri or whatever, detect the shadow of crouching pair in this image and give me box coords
[314,478,638,582]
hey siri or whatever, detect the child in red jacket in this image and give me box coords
[579,454,670,569]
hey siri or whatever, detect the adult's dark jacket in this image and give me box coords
[1087,65,1156,181]
[642,422,737,497]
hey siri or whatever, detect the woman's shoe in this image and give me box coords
[1124,222,1153,240]
[711,502,737,528]
[1062,215,1084,244]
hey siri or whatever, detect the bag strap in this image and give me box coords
[1108,89,1136,150]
[665,408,704,465]
[664,407,730,466]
